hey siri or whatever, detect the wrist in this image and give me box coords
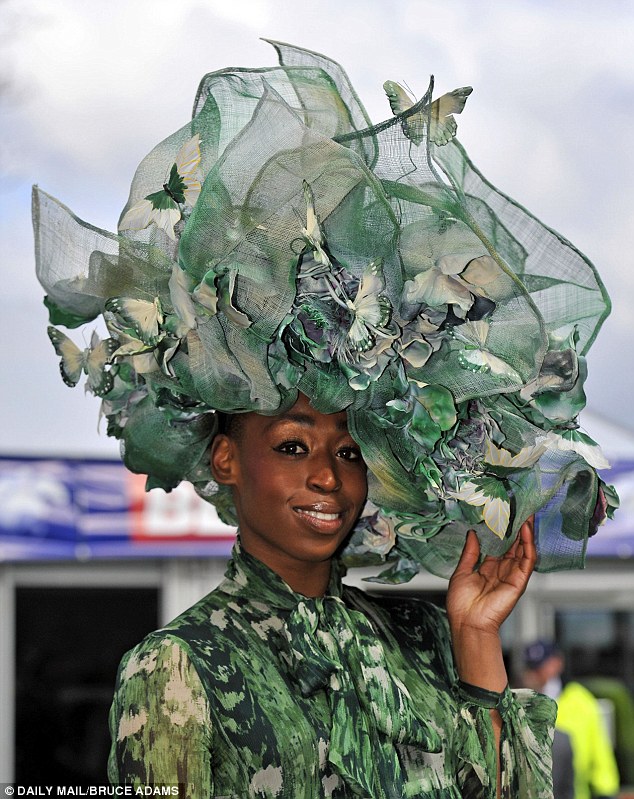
[450,626,507,693]
[456,680,510,710]
[449,622,503,661]
[448,611,502,636]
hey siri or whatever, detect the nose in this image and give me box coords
[307,452,342,493]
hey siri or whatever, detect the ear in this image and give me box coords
[210,434,239,486]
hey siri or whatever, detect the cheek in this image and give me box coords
[349,467,368,507]
[240,456,293,501]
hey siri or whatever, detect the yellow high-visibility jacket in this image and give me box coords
[556,681,620,799]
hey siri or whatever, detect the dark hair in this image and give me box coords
[523,640,561,670]
[216,411,246,442]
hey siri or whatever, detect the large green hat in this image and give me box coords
[33,40,617,581]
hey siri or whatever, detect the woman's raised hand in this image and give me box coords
[447,517,537,636]
[446,518,537,693]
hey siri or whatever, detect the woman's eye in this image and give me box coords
[338,446,363,462]
[275,441,307,456]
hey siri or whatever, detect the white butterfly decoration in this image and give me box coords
[47,327,117,397]
[383,81,473,146]
[105,297,164,349]
[449,478,510,538]
[119,134,202,241]
[451,320,522,383]
[342,261,392,354]
[301,181,332,273]
[104,296,187,377]
[110,331,160,374]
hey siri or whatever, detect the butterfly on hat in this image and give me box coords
[119,134,202,241]
[342,262,393,354]
[299,183,393,356]
[451,320,522,383]
[383,81,472,147]
[103,296,184,376]
[47,327,117,397]
[105,297,164,350]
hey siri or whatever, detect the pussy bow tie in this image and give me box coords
[282,595,441,798]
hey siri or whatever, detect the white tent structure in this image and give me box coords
[582,409,634,462]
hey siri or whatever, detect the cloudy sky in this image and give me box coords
[1,0,633,458]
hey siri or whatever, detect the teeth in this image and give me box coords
[297,509,340,521]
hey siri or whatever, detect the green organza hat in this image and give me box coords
[33,40,617,581]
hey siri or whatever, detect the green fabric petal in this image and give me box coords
[43,295,97,328]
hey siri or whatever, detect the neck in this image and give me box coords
[239,538,333,597]
[282,561,332,597]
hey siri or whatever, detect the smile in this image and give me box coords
[295,509,341,521]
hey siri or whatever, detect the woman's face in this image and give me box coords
[211,394,367,588]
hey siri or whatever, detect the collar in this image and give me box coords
[218,537,345,607]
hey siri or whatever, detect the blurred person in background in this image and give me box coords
[522,640,620,799]
[552,730,575,799]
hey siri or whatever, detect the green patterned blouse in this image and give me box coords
[108,543,556,798]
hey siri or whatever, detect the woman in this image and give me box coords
[33,40,614,798]
[108,393,551,796]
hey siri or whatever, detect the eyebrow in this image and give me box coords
[264,412,349,432]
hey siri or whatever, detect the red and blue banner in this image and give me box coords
[0,456,236,561]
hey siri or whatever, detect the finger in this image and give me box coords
[451,529,481,577]
[503,530,522,559]
[518,517,537,572]
[501,515,534,559]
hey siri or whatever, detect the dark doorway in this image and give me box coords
[15,585,158,784]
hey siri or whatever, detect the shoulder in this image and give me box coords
[115,583,245,686]
[111,633,212,741]
[116,578,292,697]
[115,631,202,693]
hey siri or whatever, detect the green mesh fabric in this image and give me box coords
[33,40,616,581]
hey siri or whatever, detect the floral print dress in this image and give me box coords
[108,543,555,798]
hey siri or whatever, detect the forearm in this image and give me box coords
[446,522,537,797]
[451,625,506,797]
